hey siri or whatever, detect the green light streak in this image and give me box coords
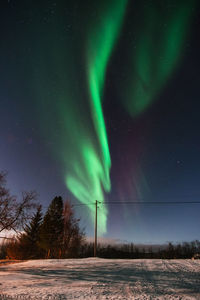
[65,0,127,234]
[123,1,195,117]
[86,0,128,191]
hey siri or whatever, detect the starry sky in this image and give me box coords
[1,0,200,244]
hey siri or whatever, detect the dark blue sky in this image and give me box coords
[0,0,200,243]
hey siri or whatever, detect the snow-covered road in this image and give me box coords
[0,258,200,299]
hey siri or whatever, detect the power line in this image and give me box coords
[42,199,200,208]
[103,201,200,205]
[72,203,96,207]
[72,201,200,207]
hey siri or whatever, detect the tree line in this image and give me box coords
[0,171,199,260]
[80,240,200,259]
[1,238,200,260]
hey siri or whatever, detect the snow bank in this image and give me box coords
[0,258,200,299]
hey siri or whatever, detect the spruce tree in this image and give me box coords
[7,205,43,259]
[39,196,64,258]
[22,205,43,258]
[23,205,43,244]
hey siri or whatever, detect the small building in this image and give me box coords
[192,253,200,260]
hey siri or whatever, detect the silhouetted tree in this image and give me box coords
[6,206,43,259]
[0,239,10,259]
[0,171,37,233]
[60,201,84,258]
[39,196,64,258]
[21,205,43,258]
[182,242,191,258]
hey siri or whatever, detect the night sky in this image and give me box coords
[1,0,200,244]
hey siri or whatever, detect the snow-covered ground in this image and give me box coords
[0,258,200,299]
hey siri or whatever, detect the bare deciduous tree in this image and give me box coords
[0,171,37,233]
[61,201,84,258]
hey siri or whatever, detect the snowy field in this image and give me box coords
[0,258,200,299]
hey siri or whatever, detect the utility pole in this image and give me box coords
[94,200,98,257]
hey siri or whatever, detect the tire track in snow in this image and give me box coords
[160,260,200,298]
[1,259,200,299]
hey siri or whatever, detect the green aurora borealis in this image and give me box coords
[30,0,196,235]
[121,1,196,117]
[66,0,128,234]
